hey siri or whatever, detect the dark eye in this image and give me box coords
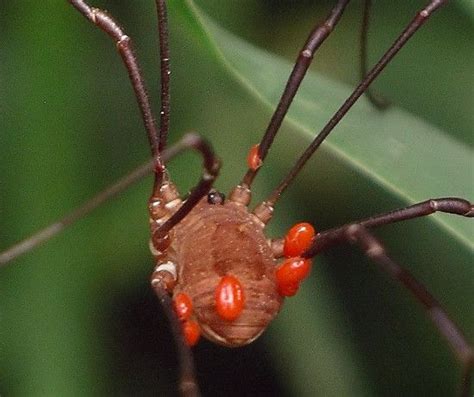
[207,190,225,205]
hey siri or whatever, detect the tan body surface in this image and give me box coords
[168,199,283,347]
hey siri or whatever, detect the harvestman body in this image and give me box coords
[1,1,472,396]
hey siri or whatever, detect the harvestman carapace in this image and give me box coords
[0,1,472,396]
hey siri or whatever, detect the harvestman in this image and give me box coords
[1,1,472,396]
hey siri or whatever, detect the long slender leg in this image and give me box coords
[301,197,473,257]
[340,225,472,397]
[240,0,351,188]
[359,0,389,109]
[155,0,171,154]
[0,133,213,267]
[151,280,200,397]
[69,0,162,166]
[264,0,448,206]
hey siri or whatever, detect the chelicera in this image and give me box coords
[1,1,472,396]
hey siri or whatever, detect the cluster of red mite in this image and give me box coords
[171,145,316,346]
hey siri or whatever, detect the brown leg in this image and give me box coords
[151,280,200,397]
[342,225,472,397]
[69,0,162,163]
[304,197,472,256]
[154,0,171,153]
[240,0,352,188]
[0,133,201,267]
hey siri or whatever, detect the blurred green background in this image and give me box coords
[0,1,472,396]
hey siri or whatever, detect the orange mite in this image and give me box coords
[246,144,262,171]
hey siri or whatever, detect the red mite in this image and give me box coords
[247,144,262,171]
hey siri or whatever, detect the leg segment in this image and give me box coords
[303,197,472,257]
[69,0,163,166]
[343,225,472,397]
[154,0,171,153]
[240,0,351,188]
[151,280,200,397]
[0,133,199,267]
